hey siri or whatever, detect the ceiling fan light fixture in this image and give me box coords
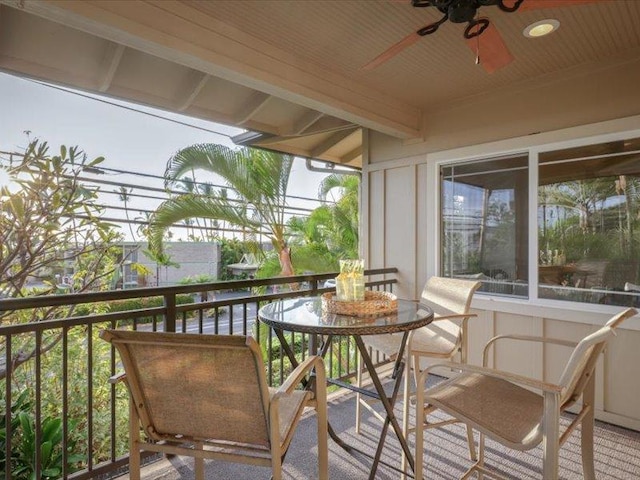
[523,19,560,38]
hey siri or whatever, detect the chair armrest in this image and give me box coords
[276,355,326,396]
[419,361,563,394]
[483,334,578,366]
[109,372,126,385]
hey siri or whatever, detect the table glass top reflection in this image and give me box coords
[258,296,433,336]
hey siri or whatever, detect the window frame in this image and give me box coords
[432,126,640,320]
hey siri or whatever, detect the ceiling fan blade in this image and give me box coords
[362,31,422,70]
[516,0,602,12]
[464,22,513,74]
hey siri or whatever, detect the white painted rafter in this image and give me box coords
[6,0,421,139]
[175,71,209,111]
[289,110,324,136]
[341,146,362,164]
[310,128,357,158]
[98,43,124,92]
[233,91,271,125]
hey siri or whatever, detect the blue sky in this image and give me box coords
[0,72,331,240]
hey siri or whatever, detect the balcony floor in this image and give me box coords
[120,385,640,480]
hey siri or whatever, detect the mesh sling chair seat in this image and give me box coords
[100,330,328,480]
[414,307,637,480]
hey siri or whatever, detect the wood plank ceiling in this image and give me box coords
[1,0,640,168]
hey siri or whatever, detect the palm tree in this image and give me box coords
[197,181,217,240]
[546,179,612,234]
[317,173,360,258]
[276,173,360,275]
[148,144,296,276]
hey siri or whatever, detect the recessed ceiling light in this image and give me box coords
[523,19,560,38]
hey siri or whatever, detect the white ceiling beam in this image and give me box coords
[310,128,357,158]
[98,43,125,92]
[9,0,421,139]
[233,91,271,125]
[175,70,209,111]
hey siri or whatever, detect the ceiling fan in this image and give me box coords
[362,0,602,73]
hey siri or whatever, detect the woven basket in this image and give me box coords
[321,291,398,317]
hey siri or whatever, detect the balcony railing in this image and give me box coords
[0,267,398,480]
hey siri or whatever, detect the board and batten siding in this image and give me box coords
[363,115,640,431]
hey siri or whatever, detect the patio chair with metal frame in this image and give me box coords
[355,276,481,458]
[414,307,637,480]
[100,330,328,480]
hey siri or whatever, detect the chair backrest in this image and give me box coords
[558,308,636,407]
[101,330,272,449]
[420,276,481,318]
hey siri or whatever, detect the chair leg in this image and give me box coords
[272,458,283,480]
[401,351,415,480]
[414,379,425,480]
[128,399,141,480]
[477,432,485,480]
[316,374,329,479]
[194,442,204,480]
[355,349,363,433]
[581,375,597,480]
[466,425,477,461]
[542,392,560,480]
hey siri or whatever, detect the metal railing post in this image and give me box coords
[164,293,176,332]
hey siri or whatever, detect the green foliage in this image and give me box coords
[255,250,283,280]
[73,295,195,323]
[252,324,356,390]
[148,144,296,276]
[540,176,640,262]
[0,390,83,479]
[0,390,28,473]
[1,138,121,304]
[290,243,339,274]
[538,176,640,301]
[178,274,217,285]
[278,174,360,276]
[317,174,360,259]
[218,238,248,281]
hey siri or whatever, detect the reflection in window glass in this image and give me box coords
[538,139,640,306]
[441,156,528,297]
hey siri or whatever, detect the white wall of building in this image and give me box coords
[123,242,220,287]
[363,114,640,430]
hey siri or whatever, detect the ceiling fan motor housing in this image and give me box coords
[448,0,481,23]
[413,0,515,24]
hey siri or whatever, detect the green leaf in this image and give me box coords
[18,412,33,438]
[43,467,62,477]
[67,453,85,463]
[40,440,53,464]
[41,417,62,444]
[88,156,105,166]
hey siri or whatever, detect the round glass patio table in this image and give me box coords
[258,296,433,336]
[258,296,433,479]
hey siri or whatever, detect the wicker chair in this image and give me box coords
[355,277,481,460]
[100,330,328,480]
[414,307,637,480]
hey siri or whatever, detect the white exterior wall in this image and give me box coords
[124,242,220,287]
[363,114,640,430]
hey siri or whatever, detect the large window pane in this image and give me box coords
[441,156,528,297]
[538,138,640,306]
